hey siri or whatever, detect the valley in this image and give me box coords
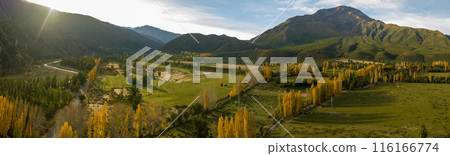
[0,0,449,139]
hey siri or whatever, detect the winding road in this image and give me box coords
[44,60,78,74]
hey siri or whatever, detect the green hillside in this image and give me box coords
[0,0,162,70]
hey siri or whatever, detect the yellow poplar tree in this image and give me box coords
[217,116,224,138]
[134,104,143,138]
[59,122,76,138]
[429,73,432,83]
[217,107,255,138]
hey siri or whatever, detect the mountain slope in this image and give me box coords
[0,0,162,70]
[160,34,240,53]
[129,25,180,43]
[253,6,376,48]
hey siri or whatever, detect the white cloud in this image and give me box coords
[288,6,319,14]
[315,0,402,10]
[349,0,401,9]
[380,13,450,35]
[27,0,258,40]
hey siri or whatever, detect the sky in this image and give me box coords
[27,0,450,40]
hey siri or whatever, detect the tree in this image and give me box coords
[128,86,142,110]
[107,103,133,138]
[134,104,143,138]
[142,102,171,137]
[0,96,43,138]
[311,84,318,105]
[217,107,255,138]
[193,116,209,138]
[229,84,237,98]
[229,76,243,98]
[418,124,428,138]
[280,90,303,118]
[429,73,433,83]
[242,107,255,138]
[217,116,224,138]
[87,102,108,138]
[223,116,231,138]
[59,122,76,138]
[263,62,272,80]
[295,91,302,114]
[87,113,93,138]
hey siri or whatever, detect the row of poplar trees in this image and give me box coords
[217,107,256,138]
[0,96,43,138]
[60,102,170,138]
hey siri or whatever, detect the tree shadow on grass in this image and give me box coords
[151,87,168,93]
[291,112,392,125]
[333,90,396,108]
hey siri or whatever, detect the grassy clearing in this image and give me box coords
[269,83,450,138]
[141,74,233,107]
[98,75,130,90]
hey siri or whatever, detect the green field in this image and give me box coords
[418,72,450,77]
[98,67,233,107]
[269,83,450,138]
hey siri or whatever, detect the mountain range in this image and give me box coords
[1,1,450,71]
[128,25,180,44]
[161,6,450,62]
